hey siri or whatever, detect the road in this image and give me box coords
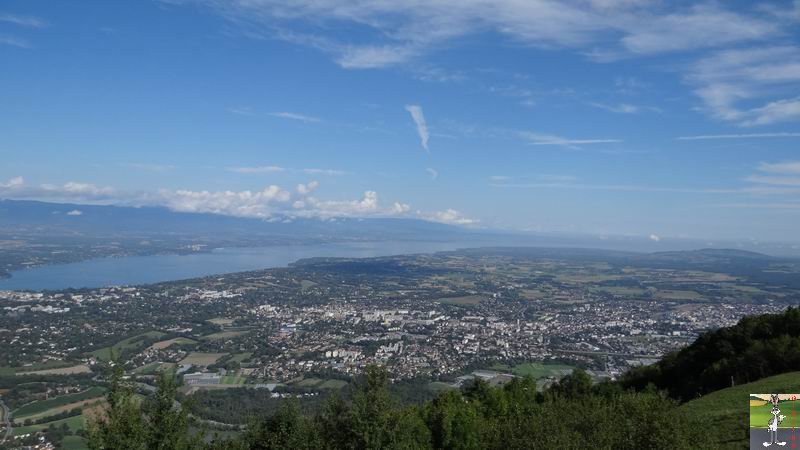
[0,397,11,445]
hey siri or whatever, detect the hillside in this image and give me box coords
[679,372,800,449]
[622,307,800,399]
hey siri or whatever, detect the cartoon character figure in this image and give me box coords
[764,394,787,447]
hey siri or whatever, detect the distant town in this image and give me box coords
[1,247,798,448]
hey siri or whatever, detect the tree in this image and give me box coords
[87,364,147,450]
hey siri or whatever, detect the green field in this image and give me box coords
[133,361,177,375]
[229,352,253,364]
[13,414,85,436]
[490,362,575,379]
[62,435,90,450]
[0,360,75,376]
[201,330,249,341]
[91,331,166,361]
[428,381,457,392]
[294,378,348,390]
[13,387,106,420]
[680,372,800,449]
[221,374,246,385]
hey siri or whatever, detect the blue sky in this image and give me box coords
[2,0,800,242]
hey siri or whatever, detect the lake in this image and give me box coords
[0,240,481,291]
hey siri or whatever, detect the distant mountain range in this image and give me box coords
[1,199,798,257]
[0,199,474,242]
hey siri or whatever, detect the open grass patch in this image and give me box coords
[91,331,166,361]
[201,331,249,341]
[13,414,85,436]
[435,295,483,307]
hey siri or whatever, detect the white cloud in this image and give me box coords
[0,176,24,188]
[123,163,175,172]
[66,209,83,216]
[157,185,292,218]
[302,168,347,176]
[489,175,511,182]
[519,131,621,148]
[227,106,255,116]
[0,35,30,48]
[744,161,800,187]
[676,132,800,141]
[165,0,782,70]
[687,46,800,126]
[589,102,640,114]
[0,13,47,28]
[405,104,429,151]
[426,168,438,180]
[649,233,660,242]
[391,202,411,214]
[296,181,319,195]
[425,208,477,225]
[269,111,321,123]
[757,161,800,175]
[228,165,286,174]
[0,177,118,202]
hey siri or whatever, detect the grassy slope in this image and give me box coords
[91,331,166,361]
[679,372,800,449]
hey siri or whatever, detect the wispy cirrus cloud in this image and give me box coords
[0,35,30,48]
[405,104,429,152]
[269,111,321,123]
[228,165,286,174]
[426,168,438,180]
[0,13,47,28]
[519,131,621,148]
[163,1,781,69]
[676,132,800,141]
[228,166,348,176]
[687,46,800,126]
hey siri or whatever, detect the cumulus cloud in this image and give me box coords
[0,176,485,225]
[405,104,429,151]
[649,234,661,242]
[296,181,320,195]
[425,208,478,225]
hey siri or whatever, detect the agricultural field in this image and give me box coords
[148,337,197,350]
[0,360,76,376]
[133,361,177,375]
[91,331,167,361]
[489,362,575,380]
[294,378,348,390]
[201,330,249,341]
[207,318,235,326]
[229,352,253,364]
[16,364,92,376]
[221,374,246,385]
[12,387,106,422]
[179,352,227,367]
[13,413,85,436]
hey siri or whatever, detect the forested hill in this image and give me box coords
[621,307,800,400]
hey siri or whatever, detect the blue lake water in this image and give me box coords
[0,241,481,291]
